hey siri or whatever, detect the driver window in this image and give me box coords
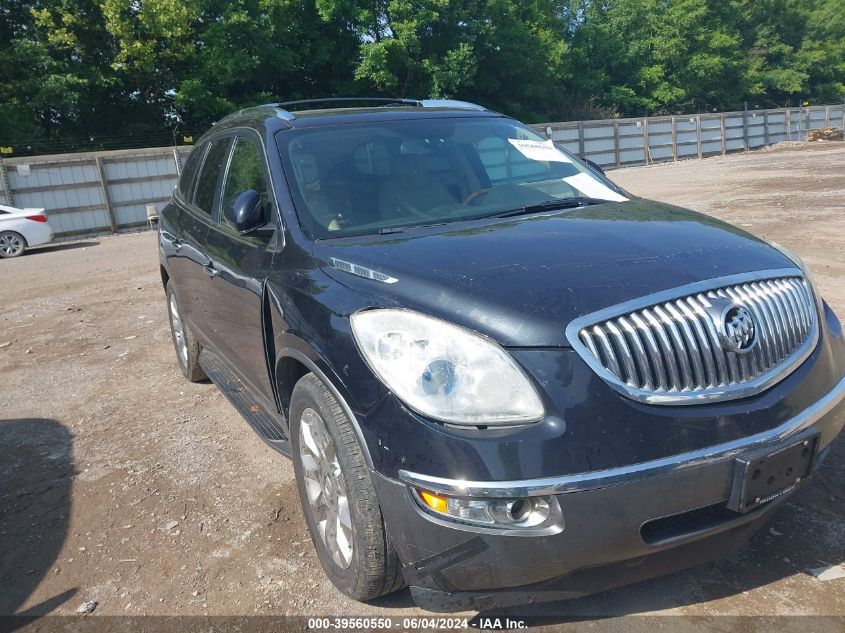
[221,137,270,224]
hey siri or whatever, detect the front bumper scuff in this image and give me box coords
[373,374,845,611]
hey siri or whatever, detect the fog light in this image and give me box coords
[415,488,552,528]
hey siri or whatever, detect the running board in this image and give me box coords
[199,350,291,457]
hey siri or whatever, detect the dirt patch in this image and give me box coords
[1,142,844,620]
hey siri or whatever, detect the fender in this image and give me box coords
[265,284,374,469]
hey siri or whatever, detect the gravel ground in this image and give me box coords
[1,142,844,626]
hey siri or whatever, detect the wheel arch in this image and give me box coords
[275,345,374,470]
[0,229,28,250]
[160,264,170,291]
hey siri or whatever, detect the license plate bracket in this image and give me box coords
[727,429,819,513]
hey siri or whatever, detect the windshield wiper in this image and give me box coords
[378,222,448,235]
[489,197,609,219]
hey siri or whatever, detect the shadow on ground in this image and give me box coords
[0,419,76,617]
[28,241,99,255]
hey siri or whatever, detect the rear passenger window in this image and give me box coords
[178,145,205,198]
[193,139,230,216]
[221,137,269,216]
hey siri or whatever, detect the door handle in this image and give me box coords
[160,231,182,250]
[203,262,219,277]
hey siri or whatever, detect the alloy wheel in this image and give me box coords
[0,233,23,257]
[299,407,354,569]
[168,294,188,367]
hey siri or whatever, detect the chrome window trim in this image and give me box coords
[398,374,845,498]
[565,268,819,405]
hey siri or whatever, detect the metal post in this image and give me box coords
[805,106,811,140]
[613,121,621,168]
[671,116,678,162]
[763,111,769,146]
[172,148,183,177]
[720,114,726,155]
[578,122,585,157]
[824,106,830,128]
[786,108,792,141]
[696,116,702,159]
[95,156,118,233]
[0,158,13,206]
[742,102,749,150]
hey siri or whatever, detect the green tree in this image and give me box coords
[1,0,843,151]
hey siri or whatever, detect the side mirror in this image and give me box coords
[582,158,606,176]
[223,190,265,234]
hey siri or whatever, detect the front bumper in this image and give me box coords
[372,375,845,611]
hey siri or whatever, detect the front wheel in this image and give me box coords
[290,373,404,600]
[0,231,26,258]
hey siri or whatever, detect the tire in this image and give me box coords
[165,282,206,382]
[0,231,26,258]
[290,373,404,601]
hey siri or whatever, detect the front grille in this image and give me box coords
[569,272,818,404]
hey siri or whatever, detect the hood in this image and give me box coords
[313,199,795,347]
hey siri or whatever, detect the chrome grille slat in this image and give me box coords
[665,302,707,388]
[678,298,718,387]
[590,325,622,378]
[570,273,818,404]
[630,313,668,391]
[763,280,796,350]
[641,308,681,391]
[605,321,638,386]
[617,316,654,390]
[781,279,809,336]
[779,279,807,341]
[690,294,731,384]
[653,304,695,389]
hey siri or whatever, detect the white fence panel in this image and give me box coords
[0,104,841,238]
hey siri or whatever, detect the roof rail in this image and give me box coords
[419,99,487,111]
[254,97,488,127]
[275,97,422,111]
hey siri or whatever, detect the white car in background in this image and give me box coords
[0,204,54,258]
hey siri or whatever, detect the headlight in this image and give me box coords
[350,309,544,425]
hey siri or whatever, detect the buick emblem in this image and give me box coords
[719,305,757,353]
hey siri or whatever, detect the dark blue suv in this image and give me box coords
[159,98,845,611]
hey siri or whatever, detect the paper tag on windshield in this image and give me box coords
[508,138,571,163]
[563,173,628,202]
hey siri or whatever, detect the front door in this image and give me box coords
[204,133,278,411]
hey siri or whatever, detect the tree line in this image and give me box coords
[1,0,843,154]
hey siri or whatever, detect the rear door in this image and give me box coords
[204,133,278,410]
[160,144,206,328]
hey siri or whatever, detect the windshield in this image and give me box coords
[278,117,629,238]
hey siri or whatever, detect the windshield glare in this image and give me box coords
[279,117,628,238]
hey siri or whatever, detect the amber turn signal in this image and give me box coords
[417,489,448,513]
